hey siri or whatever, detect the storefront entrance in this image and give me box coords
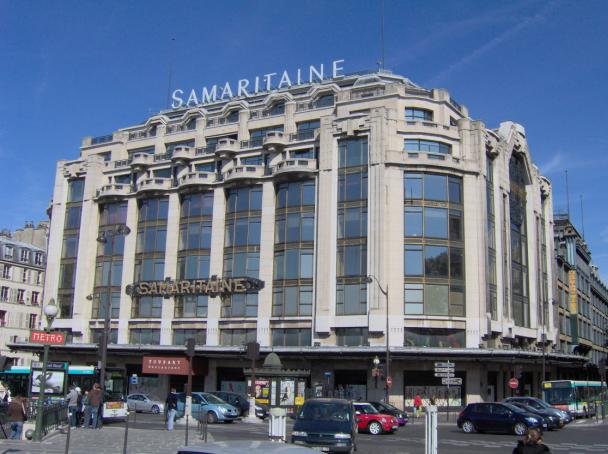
[217,367,247,395]
[334,370,367,400]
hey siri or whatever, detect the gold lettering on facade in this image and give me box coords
[233,278,247,292]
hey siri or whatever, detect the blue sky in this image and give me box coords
[1,0,607,279]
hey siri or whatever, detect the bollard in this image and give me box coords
[64,416,71,454]
[185,414,189,446]
[425,405,438,454]
[268,407,287,442]
[122,411,130,454]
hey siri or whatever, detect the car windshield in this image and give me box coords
[201,393,225,404]
[299,402,351,421]
[503,403,526,413]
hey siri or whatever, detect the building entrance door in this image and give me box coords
[334,370,367,400]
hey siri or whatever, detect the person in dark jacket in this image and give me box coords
[7,395,27,440]
[165,388,178,431]
[512,428,551,454]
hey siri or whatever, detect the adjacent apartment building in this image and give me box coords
[14,69,585,406]
[554,214,608,376]
[0,222,48,366]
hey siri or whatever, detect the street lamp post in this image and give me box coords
[95,225,130,394]
[366,274,389,403]
[33,298,58,442]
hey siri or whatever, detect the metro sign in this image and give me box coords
[30,331,67,345]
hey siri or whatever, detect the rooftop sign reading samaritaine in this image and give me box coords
[127,276,264,298]
[171,59,345,108]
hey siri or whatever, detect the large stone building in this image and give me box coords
[14,69,585,406]
[554,213,608,376]
[0,222,48,366]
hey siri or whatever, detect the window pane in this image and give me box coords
[425,284,449,315]
[404,207,423,237]
[404,245,423,276]
[404,174,422,199]
[450,247,464,280]
[425,246,448,278]
[449,210,463,241]
[424,174,447,201]
[449,178,462,204]
[300,251,313,279]
[424,207,448,238]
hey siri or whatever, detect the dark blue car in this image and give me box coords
[457,402,546,435]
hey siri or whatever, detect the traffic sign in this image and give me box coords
[434,362,455,369]
[386,376,392,388]
[434,372,455,378]
[130,374,138,385]
[508,377,519,389]
[442,377,462,385]
[434,367,454,373]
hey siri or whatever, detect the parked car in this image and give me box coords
[102,391,128,422]
[291,398,357,453]
[353,402,399,435]
[368,401,408,426]
[457,402,546,435]
[126,393,164,414]
[504,396,572,424]
[507,401,562,430]
[255,402,270,419]
[208,391,250,417]
[176,392,240,423]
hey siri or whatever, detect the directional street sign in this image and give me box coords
[442,377,462,385]
[434,367,453,373]
[434,362,455,369]
[434,372,455,378]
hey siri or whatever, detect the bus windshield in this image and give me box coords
[544,387,575,405]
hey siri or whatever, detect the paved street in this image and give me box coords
[1,414,607,453]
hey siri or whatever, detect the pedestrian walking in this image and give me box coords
[165,388,178,431]
[1,381,11,403]
[7,395,27,440]
[413,394,423,418]
[86,383,103,429]
[81,391,91,428]
[66,385,80,428]
[512,428,551,454]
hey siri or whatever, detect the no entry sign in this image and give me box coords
[508,377,519,389]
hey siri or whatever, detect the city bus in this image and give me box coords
[542,380,605,417]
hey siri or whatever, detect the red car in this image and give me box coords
[353,402,399,435]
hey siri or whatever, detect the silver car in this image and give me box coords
[127,393,164,414]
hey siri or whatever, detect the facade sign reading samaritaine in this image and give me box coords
[126,277,264,298]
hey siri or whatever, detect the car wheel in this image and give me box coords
[151,405,160,414]
[514,422,527,436]
[461,420,475,433]
[368,421,382,435]
[207,411,218,424]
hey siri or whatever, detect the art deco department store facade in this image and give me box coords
[34,71,584,404]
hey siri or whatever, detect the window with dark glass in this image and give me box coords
[337,138,368,315]
[404,139,451,154]
[486,157,497,319]
[314,93,334,108]
[404,328,465,348]
[405,108,433,121]
[336,328,369,346]
[223,187,262,318]
[509,154,530,327]
[129,328,160,345]
[403,173,465,318]
[173,329,206,345]
[220,328,257,346]
[272,328,311,347]
[132,198,168,319]
[273,180,315,317]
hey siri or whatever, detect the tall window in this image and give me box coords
[133,198,168,318]
[58,178,85,318]
[486,158,497,319]
[175,192,214,318]
[92,202,128,319]
[222,187,262,317]
[129,328,160,345]
[509,154,530,327]
[336,137,368,315]
[273,180,315,317]
[403,173,465,317]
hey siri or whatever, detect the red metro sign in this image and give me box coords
[30,331,67,345]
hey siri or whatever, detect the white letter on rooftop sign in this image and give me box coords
[202,85,217,104]
[264,73,277,91]
[309,64,324,83]
[171,89,184,108]
[187,89,199,106]
[278,70,292,89]
[332,59,345,78]
[221,82,233,100]
[237,79,250,97]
